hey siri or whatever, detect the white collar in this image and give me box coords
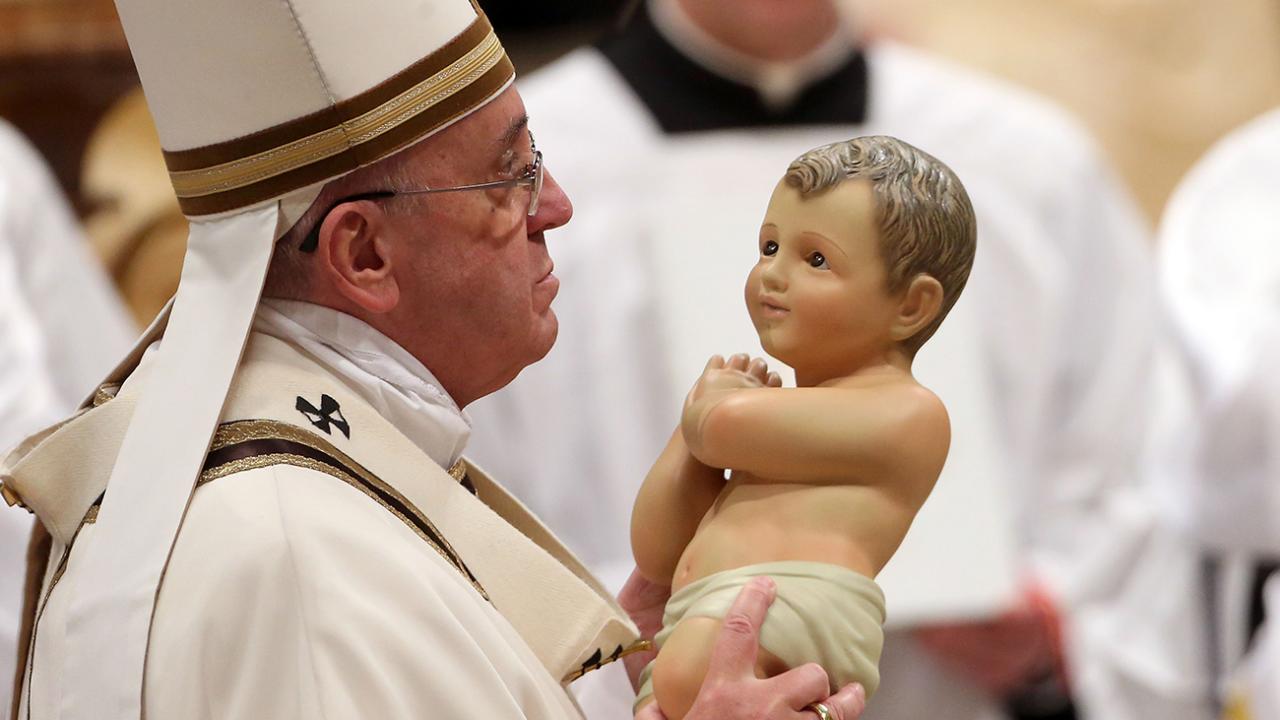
[253,298,471,470]
[648,0,856,111]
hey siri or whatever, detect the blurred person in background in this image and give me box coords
[464,0,1185,718]
[1159,106,1280,719]
[0,119,135,717]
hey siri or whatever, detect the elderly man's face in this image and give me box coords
[383,87,572,406]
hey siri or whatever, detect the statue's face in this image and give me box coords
[745,178,900,381]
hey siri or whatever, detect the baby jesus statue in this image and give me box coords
[631,135,977,719]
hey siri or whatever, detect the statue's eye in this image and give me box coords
[808,252,828,269]
[762,240,779,256]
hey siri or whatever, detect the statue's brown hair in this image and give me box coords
[785,136,977,353]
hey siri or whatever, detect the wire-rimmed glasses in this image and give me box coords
[298,146,544,252]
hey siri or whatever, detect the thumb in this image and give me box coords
[703,577,776,683]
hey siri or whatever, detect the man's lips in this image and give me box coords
[535,267,558,292]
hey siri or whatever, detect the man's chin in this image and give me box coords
[530,314,559,363]
[485,319,559,401]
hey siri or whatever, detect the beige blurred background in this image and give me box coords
[1,0,1278,322]
[849,0,1280,223]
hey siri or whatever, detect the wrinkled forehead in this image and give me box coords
[447,87,531,147]
[395,87,533,175]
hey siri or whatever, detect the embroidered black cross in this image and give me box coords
[295,394,350,438]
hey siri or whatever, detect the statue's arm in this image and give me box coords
[631,426,726,585]
[682,385,949,487]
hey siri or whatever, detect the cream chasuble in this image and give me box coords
[5,328,641,719]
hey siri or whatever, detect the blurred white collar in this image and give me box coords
[254,298,470,469]
[648,0,855,110]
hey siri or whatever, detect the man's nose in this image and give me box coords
[529,168,573,235]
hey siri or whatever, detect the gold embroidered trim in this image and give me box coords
[203,420,487,600]
[1,482,24,508]
[209,418,329,453]
[448,459,467,483]
[168,31,503,198]
[91,384,121,408]
[562,640,655,683]
[82,505,99,525]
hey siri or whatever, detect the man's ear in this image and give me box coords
[891,273,944,343]
[316,201,400,313]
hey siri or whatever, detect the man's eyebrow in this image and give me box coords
[498,114,530,149]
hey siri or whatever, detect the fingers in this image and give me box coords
[818,684,867,720]
[706,353,781,389]
[703,577,776,683]
[768,662,830,710]
[634,699,669,720]
[617,569,671,644]
[617,568,673,613]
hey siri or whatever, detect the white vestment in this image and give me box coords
[0,121,134,716]
[1160,106,1280,707]
[465,9,1195,717]
[7,304,640,719]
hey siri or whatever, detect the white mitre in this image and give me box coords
[1,1,514,718]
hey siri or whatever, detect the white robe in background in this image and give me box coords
[1159,106,1280,710]
[1160,106,1280,558]
[0,120,134,716]
[465,15,1201,718]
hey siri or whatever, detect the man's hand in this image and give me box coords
[681,354,782,460]
[619,569,672,691]
[637,577,866,720]
[914,583,1066,698]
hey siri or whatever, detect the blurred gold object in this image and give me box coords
[0,0,127,57]
[1222,692,1252,720]
[81,87,186,327]
[0,0,136,208]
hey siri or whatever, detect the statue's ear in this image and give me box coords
[891,273,944,343]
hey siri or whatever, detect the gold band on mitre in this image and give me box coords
[161,13,513,216]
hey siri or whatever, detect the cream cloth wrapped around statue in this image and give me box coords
[635,561,886,708]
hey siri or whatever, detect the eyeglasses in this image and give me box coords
[298,146,544,252]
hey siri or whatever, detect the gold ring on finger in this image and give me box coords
[806,701,834,720]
